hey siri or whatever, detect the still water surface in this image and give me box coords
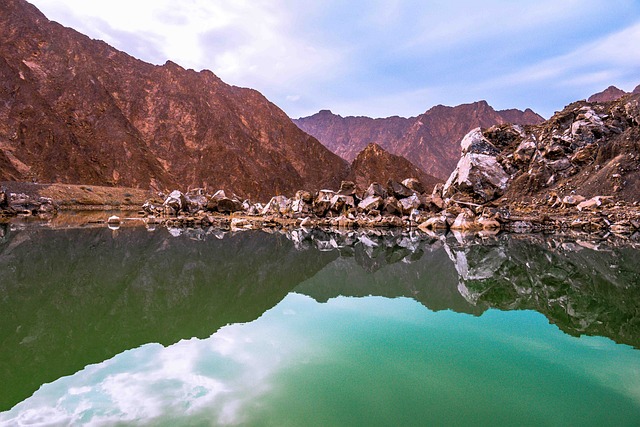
[0,224,639,425]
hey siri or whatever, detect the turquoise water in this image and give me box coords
[0,225,639,425]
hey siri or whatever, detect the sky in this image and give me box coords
[28,0,640,119]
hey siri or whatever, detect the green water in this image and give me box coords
[0,224,639,425]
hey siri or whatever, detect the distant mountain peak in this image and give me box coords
[295,101,544,180]
[588,86,627,103]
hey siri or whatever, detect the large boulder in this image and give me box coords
[262,195,290,215]
[387,179,414,199]
[442,129,510,203]
[364,182,388,199]
[402,178,424,194]
[206,190,227,211]
[313,190,336,217]
[338,181,357,196]
[185,188,208,212]
[460,128,500,156]
[399,194,421,215]
[358,195,383,212]
[163,190,188,213]
[217,197,244,213]
[383,196,402,216]
[330,194,355,213]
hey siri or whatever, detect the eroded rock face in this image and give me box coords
[439,93,640,205]
[0,0,349,201]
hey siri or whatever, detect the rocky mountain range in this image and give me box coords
[294,102,544,180]
[0,0,352,201]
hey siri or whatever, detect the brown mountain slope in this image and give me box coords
[294,101,544,180]
[0,0,349,201]
[587,85,627,103]
[348,143,442,193]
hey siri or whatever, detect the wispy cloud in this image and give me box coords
[28,0,640,118]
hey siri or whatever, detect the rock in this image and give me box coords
[358,196,383,212]
[577,196,603,211]
[291,198,311,215]
[402,178,425,194]
[338,181,356,196]
[0,190,7,209]
[383,197,402,216]
[460,128,500,156]
[547,158,571,172]
[442,151,509,202]
[562,195,586,206]
[163,190,188,213]
[418,216,448,231]
[387,179,413,199]
[230,218,251,230]
[186,188,208,212]
[295,190,314,204]
[364,182,388,199]
[330,194,355,213]
[450,210,478,231]
[142,201,157,214]
[399,194,421,215]
[217,197,244,213]
[513,139,537,163]
[313,190,335,216]
[477,216,501,230]
[262,195,290,215]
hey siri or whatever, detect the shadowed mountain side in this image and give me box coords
[0,0,349,201]
[0,226,338,411]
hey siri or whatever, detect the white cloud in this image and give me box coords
[27,0,640,119]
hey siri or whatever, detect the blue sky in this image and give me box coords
[29,0,640,119]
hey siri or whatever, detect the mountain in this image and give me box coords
[587,85,628,103]
[0,0,349,201]
[294,101,544,180]
[348,143,441,192]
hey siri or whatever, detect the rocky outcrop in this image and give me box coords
[0,187,56,218]
[432,93,640,233]
[294,101,544,180]
[348,143,441,193]
[0,0,349,201]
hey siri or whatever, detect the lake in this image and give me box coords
[1,223,639,425]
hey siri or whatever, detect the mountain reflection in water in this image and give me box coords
[0,223,639,413]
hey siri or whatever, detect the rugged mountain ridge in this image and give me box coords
[294,101,544,180]
[0,0,350,201]
[588,84,640,103]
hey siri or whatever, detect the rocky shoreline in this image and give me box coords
[2,178,639,238]
[132,178,640,237]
